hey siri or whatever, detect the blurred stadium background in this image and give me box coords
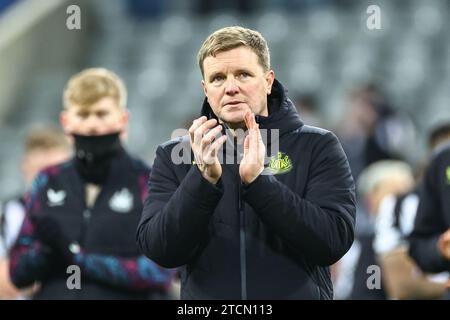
[1,0,450,200]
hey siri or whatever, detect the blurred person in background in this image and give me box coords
[292,93,323,128]
[409,122,450,299]
[369,160,447,300]
[137,26,356,299]
[334,124,450,300]
[9,68,175,299]
[372,123,450,300]
[334,160,419,300]
[334,161,407,300]
[332,84,417,298]
[0,126,71,299]
[336,84,416,181]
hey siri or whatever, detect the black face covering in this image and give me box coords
[73,132,122,185]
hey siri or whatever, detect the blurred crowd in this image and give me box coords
[330,85,450,299]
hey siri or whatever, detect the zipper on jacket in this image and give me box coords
[75,207,91,299]
[238,182,247,300]
[79,184,102,247]
[231,131,247,300]
[233,131,248,302]
[72,208,90,300]
[80,208,91,247]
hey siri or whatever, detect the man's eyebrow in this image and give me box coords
[208,71,224,81]
[208,68,252,81]
[235,68,252,74]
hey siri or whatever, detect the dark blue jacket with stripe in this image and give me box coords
[10,149,175,299]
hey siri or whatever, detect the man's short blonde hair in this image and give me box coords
[63,68,127,110]
[197,26,270,77]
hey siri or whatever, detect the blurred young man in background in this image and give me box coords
[9,68,175,299]
[410,123,450,299]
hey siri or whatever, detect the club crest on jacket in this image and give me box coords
[109,188,134,213]
[266,152,293,175]
[47,189,66,206]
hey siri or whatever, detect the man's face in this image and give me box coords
[202,46,275,129]
[60,97,128,136]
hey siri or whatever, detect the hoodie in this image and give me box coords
[137,80,356,299]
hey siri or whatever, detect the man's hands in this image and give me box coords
[34,215,75,265]
[438,228,450,260]
[240,111,266,185]
[189,112,265,185]
[189,116,227,185]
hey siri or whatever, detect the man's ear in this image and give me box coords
[265,70,275,95]
[201,79,208,97]
[60,111,75,144]
[118,109,130,141]
[60,111,70,134]
[121,109,130,125]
